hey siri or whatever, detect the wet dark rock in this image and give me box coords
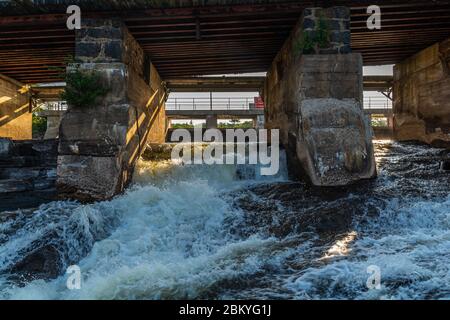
[216,142,450,299]
[232,141,449,242]
[9,244,63,282]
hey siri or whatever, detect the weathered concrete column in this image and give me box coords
[36,110,62,140]
[387,114,394,130]
[206,115,218,129]
[263,7,376,186]
[252,117,257,128]
[255,115,265,129]
[0,74,32,140]
[57,19,166,201]
[393,38,450,147]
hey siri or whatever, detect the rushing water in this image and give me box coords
[0,141,448,300]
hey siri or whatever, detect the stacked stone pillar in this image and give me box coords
[57,19,166,201]
[263,7,376,186]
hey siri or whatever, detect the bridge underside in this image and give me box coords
[1,0,450,83]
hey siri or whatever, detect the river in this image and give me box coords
[0,140,448,299]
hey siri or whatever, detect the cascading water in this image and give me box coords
[0,141,448,300]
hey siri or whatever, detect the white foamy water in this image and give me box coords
[0,142,448,300]
[0,152,288,300]
[284,195,450,300]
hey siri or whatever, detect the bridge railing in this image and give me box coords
[33,101,68,112]
[166,97,258,110]
[44,101,68,111]
[363,96,392,110]
[167,96,391,111]
[33,97,391,113]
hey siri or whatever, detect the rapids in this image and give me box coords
[0,141,448,300]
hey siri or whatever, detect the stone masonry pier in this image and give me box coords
[57,19,166,201]
[263,7,376,186]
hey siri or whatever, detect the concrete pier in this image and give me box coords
[57,19,166,201]
[36,110,62,140]
[393,37,450,147]
[206,115,218,129]
[264,7,376,186]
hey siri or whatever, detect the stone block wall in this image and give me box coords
[263,7,376,186]
[57,19,166,201]
[301,7,351,54]
[393,38,450,147]
[0,74,32,140]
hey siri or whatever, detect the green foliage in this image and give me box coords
[60,67,109,108]
[293,14,330,57]
[218,121,253,129]
[293,32,315,55]
[315,15,330,48]
[371,117,388,127]
[172,123,195,129]
[32,114,47,139]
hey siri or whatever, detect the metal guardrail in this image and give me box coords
[363,96,392,110]
[167,96,391,111]
[34,101,68,112]
[33,97,391,113]
[166,97,257,111]
[44,101,67,111]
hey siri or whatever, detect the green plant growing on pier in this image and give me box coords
[315,14,331,48]
[293,14,330,57]
[32,114,47,140]
[60,68,109,108]
[293,32,315,55]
